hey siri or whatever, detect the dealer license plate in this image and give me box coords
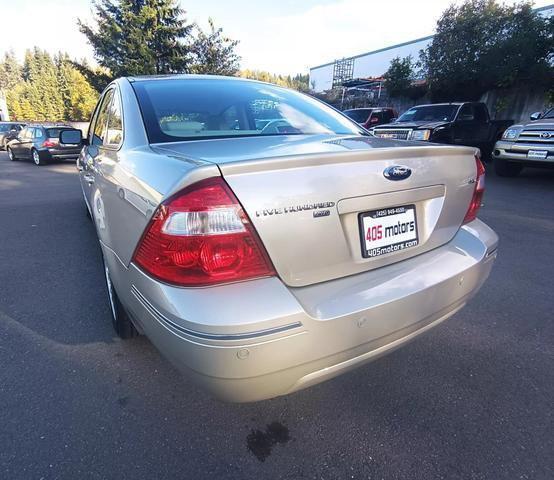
[527,150,548,160]
[359,205,418,258]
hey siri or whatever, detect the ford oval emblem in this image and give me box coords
[383,165,412,181]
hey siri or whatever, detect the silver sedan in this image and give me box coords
[65,75,498,402]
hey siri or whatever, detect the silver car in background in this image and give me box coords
[65,76,498,402]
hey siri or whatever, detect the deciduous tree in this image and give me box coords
[190,18,240,75]
[421,0,554,101]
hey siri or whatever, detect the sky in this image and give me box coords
[0,0,552,75]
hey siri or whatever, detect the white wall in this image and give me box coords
[352,38,432,79]
[309,37,432,93]
[0,91,9,121]
[309,63,335,93]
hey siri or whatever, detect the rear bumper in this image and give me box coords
[44,148,81,160]
[107,219,498,402]
[493,140,554,164]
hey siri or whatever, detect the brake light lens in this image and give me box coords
[133,177,275,286]
[463,154,486,224]
[42,139,58,148]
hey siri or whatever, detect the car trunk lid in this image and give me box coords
[156,135,478,287]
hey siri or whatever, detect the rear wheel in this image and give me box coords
[103,257,138,339]
[32,148,47,166]
[7,146,16,161]
[494,157,523,177]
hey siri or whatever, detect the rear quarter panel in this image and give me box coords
[90,79,220,266]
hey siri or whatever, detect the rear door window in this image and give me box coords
[91,89,114,146]
[21,128,32,140]
[457,104,475,121]
[34,128,44,139]
[105,91,123,147]
[474,104,488,123]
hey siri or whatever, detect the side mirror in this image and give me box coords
[530,112,542,121]
[59,129,84,146]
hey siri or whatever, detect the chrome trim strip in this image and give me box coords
[131,285,302,341]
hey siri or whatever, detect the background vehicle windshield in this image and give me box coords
[542,108,554,119]
[397,105,458,123]
[0,124,13,132]
[343,109,372,123]
[133,78,366,143]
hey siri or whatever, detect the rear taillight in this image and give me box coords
[133,177,275,286]
[42,139,57,148]
[463,154,486,224]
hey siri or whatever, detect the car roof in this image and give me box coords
[344,107,394,111]
[409,103,466,108]
[27,123,71,128]
[124,74,292,90]
[127,74,260,83]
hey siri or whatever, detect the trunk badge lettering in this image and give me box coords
[384,165,412,181]
[255,202,335,217]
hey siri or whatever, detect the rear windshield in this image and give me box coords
[397,105,459,123]
[132,78,365,143]
[343,109,372,123]
[46,128,65,138]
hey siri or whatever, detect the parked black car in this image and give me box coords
[6,124,83,165]
[343,107,397,129]
[0,122,25,150]
[372,102,513,157]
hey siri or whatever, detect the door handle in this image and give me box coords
[83,173,95,184]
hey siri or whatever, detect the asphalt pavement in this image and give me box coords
[0,151,552,479]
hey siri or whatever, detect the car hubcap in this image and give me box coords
[104,264,117,320]
[33,151,40,165]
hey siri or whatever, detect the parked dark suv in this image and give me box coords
[0,122,25,150]
[6,124,83,165]
[343,107,397,129]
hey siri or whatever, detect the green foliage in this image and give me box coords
[239,70,309,91]
[190,18,240,75]
[2,49,98,121]
[383,56,426,100]
[422,0,554,101]
[0,51,21,91]
[78,0,194,78]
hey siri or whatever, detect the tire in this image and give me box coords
[494,157,523,177]
[32,148,47,166]
[103,256,138,339]
[7,146,17,161]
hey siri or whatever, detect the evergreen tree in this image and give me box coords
[78,0,194,78]
[3,49,98,121]
[239,70,309,91]
[191,18,240,75]
[0,51,22,91]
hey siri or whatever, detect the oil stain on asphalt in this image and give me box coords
[246,422,291,462]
